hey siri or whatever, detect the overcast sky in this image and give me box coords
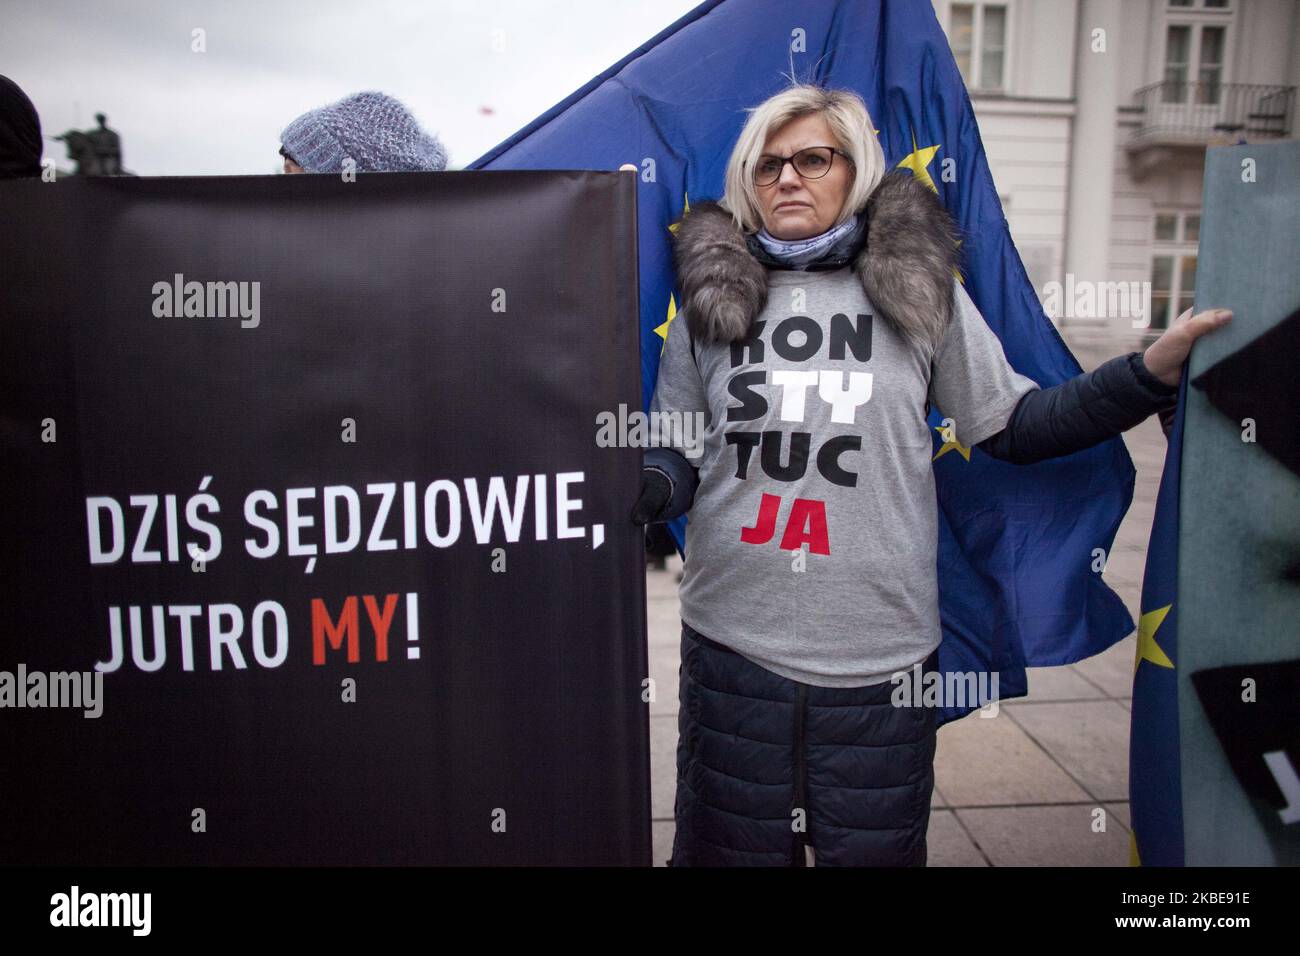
[1,0,701,175]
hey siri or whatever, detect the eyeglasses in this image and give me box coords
[752,146,853,186]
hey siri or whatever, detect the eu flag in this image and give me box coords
[1128,372,1187,866]
[471,0,1137,724]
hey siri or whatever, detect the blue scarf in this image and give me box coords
[752,215,861,270]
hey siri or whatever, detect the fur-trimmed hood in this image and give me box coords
[671,171,962,355]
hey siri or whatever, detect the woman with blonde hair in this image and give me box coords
[631,83,1230,866]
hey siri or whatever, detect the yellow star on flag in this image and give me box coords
[895,133,964,284]
[667,193,690,234]
[657,194,692,352]
[932,423,971,462]
[895,133,940,193]
[654,294,676,354]
[1134,604,1174,671]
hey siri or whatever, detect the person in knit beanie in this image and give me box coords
[0,75,44,180]
[279,91,448,174]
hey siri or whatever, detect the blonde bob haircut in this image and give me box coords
[721,84,886,234]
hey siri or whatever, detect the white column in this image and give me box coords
[1063,0,1123,330]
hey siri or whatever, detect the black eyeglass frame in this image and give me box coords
[751,146,854,186]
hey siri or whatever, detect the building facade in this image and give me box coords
[931,0,1298,342]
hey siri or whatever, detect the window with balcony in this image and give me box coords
[1130,1,1290,153]
[1163,22,1226,104]
[949,3,1007,92]
[1149,211,1199,331]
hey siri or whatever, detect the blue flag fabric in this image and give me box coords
[1129,371,1188,866]
[471,0,1137,724]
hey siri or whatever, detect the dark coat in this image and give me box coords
[671,621,939,866]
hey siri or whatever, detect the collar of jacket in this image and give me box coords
[671,170,961,355]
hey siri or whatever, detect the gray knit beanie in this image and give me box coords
[280,91,448,173]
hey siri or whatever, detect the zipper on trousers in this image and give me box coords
[792,682,809,866]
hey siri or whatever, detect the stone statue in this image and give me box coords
[55,113,126,175]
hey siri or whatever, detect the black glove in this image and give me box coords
[630,467,673,526]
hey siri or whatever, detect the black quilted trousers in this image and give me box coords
[669,620,939,866]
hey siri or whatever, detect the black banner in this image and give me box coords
[0,171,649,865]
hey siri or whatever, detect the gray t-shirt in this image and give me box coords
[649,266,1039,687]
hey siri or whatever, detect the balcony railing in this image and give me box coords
[1130,81,1295,142]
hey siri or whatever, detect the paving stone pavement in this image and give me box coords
[645,327,1167,866]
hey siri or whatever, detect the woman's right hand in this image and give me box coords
[1142,307,1232,387]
